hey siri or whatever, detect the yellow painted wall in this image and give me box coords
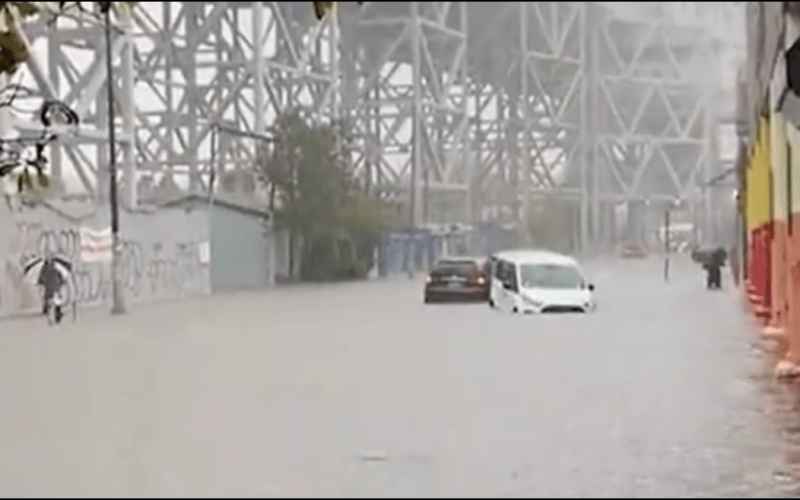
[747,117,772,231]
[772,111,788,222]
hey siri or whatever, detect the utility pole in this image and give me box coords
[664,206,671,283]
[408,2,422,279]
[100,1,125,315]
[664,198,682,283]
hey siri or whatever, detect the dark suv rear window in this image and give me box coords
[432,260,480,277]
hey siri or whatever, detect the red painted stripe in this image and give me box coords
[81,242,111,251]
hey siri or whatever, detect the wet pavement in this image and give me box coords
[1,255,800,496]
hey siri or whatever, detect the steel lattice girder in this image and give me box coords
[132,1,468,226]
[473,2,585,213]
[340,1,470,225]
[130,1,339,199]
[12,3,137,204]
[8,1,741,227]
[589,9,720,204]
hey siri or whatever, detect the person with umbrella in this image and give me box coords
[24,254,72,324]
[704,246,727,290]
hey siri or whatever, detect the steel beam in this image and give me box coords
[0,0,741,241]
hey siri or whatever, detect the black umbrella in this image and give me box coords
[23,256,73,286]
[691,246,726,267]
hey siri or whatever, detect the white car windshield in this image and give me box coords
[520,263,583,289]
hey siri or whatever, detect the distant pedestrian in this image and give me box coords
[24,255,72,325]
[38,257,66,323]
[703,246,726,290]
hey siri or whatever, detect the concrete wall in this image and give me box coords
[742,9,800,373]
[0,200,211,318]
[209,206,273,290]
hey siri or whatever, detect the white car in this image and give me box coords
[489,250,596,314]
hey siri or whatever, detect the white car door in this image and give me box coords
[494,261,518,312]
[490,258,505,309]
[502,262,519,312]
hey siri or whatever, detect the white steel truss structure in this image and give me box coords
[590,10,717,203]
[12,2,137,205]
[342,1,469,227]
[467,2,584,224]
[130,2,339,199]
[5,1,742,248]
[585,3,733,245]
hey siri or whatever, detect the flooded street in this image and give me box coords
[1,256,800,496]
[0,0,776,496]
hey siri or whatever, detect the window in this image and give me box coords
[434,260,478,277]
[493,260,518,292]
[499,262,510,283]
[519,264,584,290]
[505,263,519,292]
[492,258,503,280]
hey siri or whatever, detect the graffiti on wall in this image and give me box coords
[145,241,204,297]
[119,240,144,298]
[1,218,209,315]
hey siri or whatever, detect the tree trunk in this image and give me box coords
[269,183,276,212]
[288,229,294,281]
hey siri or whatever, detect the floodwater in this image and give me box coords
[1,255,800,497]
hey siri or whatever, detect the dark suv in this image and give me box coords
[424,257,490,303]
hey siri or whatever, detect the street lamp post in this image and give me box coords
[664,206,671,283]
[100,1,125,315]
[664,197,682,283]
